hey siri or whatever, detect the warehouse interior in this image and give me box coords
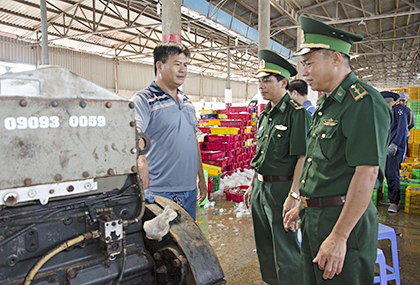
[1,0,420,284]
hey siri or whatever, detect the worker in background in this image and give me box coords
[380,91,408,213]
[283,15,391,285]
[244,49,311,285]
[289,79,316,116]
[131,42,207,221]
[398,91,415,159]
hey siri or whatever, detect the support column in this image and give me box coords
[225,47,232,104]
[114,60,118,94]
[162,0,182,42]
[258,0,270,50]
[40,0,49,65]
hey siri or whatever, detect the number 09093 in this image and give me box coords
[4,115,106,130]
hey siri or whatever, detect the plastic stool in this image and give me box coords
[378,223,401,285]
[374,248,387,284]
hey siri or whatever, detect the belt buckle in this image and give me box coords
[257,174,264,182]
[301,196,308,207]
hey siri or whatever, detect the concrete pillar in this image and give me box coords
[258,0,270,50]
[40,0,49,65]
[162,0,182,42]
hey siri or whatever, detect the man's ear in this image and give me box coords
[281,77,288,88]
[156,61,163,73]
[331,51,343,66]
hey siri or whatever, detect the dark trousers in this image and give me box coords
[299,202,379,285]
[385,150,404,205]
[251,178,303,285]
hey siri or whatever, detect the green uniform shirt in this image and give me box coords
[251,93,311,176]
[300,72,392,198]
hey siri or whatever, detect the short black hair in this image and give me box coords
[153,42,190,75]
[289,79,308,96]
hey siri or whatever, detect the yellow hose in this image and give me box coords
[23,230,100,285]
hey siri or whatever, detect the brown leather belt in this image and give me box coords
[257,174,293,182]
[301,195,346,208]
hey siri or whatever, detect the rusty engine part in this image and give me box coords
[0,66,224,285]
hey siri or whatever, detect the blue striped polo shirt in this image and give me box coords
[131,81,198,193]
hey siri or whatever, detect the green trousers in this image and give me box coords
[251,178,303,285]
[299,202,379,285]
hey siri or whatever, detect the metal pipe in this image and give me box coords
[40,0,49,65]
[227,47,231,89]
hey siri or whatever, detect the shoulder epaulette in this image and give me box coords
[288,99,304,110]
[349,83,369,102]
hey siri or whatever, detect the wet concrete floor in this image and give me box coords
[197,194,420,285]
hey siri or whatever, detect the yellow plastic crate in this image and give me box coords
[207,119,221,126]
[405,186,420,214]
[199,109,218,115]
[203,163,222,176]
[245,126,252,133]
[217,114,228,119]
[210,127,239,135]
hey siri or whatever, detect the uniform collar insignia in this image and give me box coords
[323,118,338,126]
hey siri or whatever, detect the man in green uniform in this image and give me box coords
[244,49,311,285]
[283,16,392,285]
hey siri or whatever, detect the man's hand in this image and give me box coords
[283,202,300,232]
[312,232,347,280]
[244,185,252,209]
[283,195,299,217]
[387,143,398,156]
[137,155,149,190]
[197,177,207,204]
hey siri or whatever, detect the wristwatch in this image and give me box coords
[289,190,300,200]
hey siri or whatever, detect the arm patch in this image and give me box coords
[349,83,369,101]
[288,99,304,110]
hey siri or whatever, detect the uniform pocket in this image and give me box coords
[315,124,339,161]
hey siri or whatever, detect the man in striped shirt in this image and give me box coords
[131,42,207,220]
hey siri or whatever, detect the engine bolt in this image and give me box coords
[49,189,55,194]
[67,185,74,192]
[131,166,137,172]
[54,174,62,181]
[28,189,36,198]
[51,100,59,107]
[82,171,90,178]
[128,102,135,109]
[129,121,136,127]
[79,100,87,108]
[24,178,32,186]
[107,168,115,175]
[19,99,28,107]
[105,102,112,108]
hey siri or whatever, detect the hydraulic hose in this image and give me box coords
[23,230,100,285]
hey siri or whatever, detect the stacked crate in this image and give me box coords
[198,106,257,191]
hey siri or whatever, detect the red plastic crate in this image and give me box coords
[198,127,212,134]
[235,148,244,156]
[202,159,228,167]
[205,142,235,151]
[224,185,248,202]
[220,120,246,128]
[226,149,236,157]
[206,134,238,143]
[227,106,250,114]
[226,114,252,120]
[200,150,226,160]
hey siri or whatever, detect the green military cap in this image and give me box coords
[295,15,363,56]
[256,49,297,80]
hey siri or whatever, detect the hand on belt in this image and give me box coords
[301,195,346,207]
[257,174,293,182]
